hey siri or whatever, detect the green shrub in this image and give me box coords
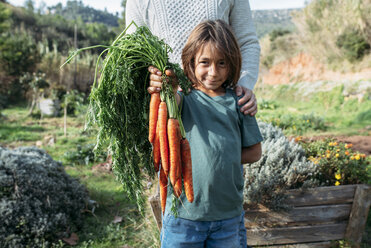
[63,143,107,166]
[300,139,369,186]
[355,107,371,122]
[313,85,344,110]
[336,29,370,62]
[258,99,278,110]
[269,28,291,42]
[0,147,89,247]
[258,113,327,135]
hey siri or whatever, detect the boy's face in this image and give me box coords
[194,42,229,97]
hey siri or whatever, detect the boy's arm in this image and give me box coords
[241,143,262,164]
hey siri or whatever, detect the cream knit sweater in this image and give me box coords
[125,0,260,90]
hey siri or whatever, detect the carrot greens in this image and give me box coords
[63,21,191,212]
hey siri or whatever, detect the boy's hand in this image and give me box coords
[147,66,177,94]
[235,85,258,116]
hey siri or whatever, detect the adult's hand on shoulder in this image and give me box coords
[235,85,258,116]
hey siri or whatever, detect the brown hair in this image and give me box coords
[182,19,242,88]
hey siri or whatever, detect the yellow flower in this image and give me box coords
[326,150,330,153]
[335,173,341,180]
[326,153,331,158]
[355,154,360,160]
[333,142,338,146]
[336,149,340,152]
[335,181,340,186]
[329,142,333,146]
[336,153,339,158]
[345,151,350,156]
[307,120,309,123]
[350,156,355,160]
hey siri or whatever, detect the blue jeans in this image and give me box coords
[160,212,245,248]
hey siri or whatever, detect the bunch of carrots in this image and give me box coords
[148,81,194,214]
[62,22,192,212]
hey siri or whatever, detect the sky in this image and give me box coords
[7,0,308,16]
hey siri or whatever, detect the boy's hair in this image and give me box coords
[182,19,242,88]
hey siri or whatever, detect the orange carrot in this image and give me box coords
[181,138,194,203]
[173,178,182,198]
[158,102,169,176]
[168,118,181,187]
[148,92,161,143]
[153,120,160,172]
[159,166,168,214]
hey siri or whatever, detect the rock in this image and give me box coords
[43,134,56,146]
[38,98,60,117]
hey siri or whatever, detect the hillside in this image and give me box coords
[251,8,297,38]
[258,0,371,84]
[48,1,120,27]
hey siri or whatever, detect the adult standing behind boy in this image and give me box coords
[125,0,260,116]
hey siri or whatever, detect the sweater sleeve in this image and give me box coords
[229,0,260,90]
[125,0,145,34]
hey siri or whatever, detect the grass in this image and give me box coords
[254,81,371,137]
[64,166,160,248]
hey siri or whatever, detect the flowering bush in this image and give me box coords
[298,138,369,186]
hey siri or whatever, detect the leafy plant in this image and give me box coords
[63,143,107,166]
[258,99,278,110]
[258,112,327,135]
[60,90,86,116]
[19,72,50,116]
[269,28,292,42]
[336,28,370,62]
[0,33,40,77]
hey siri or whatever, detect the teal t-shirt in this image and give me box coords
[165,89,263,221]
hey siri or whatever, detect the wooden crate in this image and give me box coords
[244,184,371,247]
[149,184,370,247]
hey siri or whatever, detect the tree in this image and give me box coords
[24,0,34,12]
[119,0,127,29]
[19,72,49,116]
[0,33,40,76]
[0,2,10,33]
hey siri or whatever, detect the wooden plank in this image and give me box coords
[246,223,347,245]
[245,204,351,227]
[252,241,333,247]
[283,185,356,207]
[344,184,371,247]
[149,193,162,231]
